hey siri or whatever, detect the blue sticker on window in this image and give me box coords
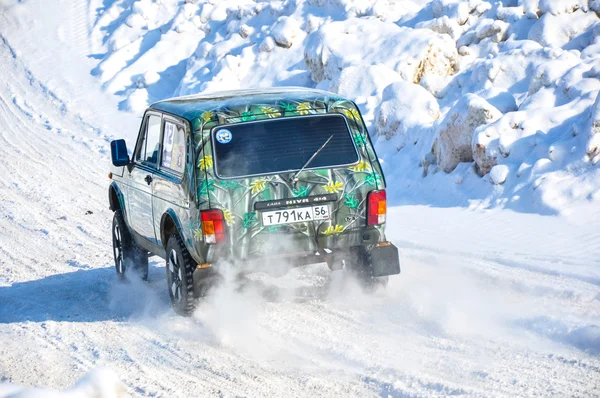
[216,129,232,144]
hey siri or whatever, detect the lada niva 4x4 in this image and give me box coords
[108,88,400,315]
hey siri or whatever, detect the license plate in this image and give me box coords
[261,205,330,226]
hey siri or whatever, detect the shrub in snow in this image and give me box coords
[375,81,440,151]
[430,94,502,173]
[304,19,457,84]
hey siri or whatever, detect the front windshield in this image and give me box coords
[211,114,359,179]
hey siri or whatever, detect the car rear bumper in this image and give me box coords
[196,242,401,277]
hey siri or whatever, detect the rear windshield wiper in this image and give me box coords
[291,134,334,184]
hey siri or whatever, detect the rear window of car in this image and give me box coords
[211,114,359,179]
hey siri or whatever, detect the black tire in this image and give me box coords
[165,233,197,316]
[112,210,149,281]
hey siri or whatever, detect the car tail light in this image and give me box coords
[367,190,386,226]
[201,209,226,244]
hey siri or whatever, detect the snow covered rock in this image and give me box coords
[304,19,458,84]
[431,94,502,173]
[329,64,402,99]
[519,0,586,16]
[271,17,304,48]
[259,36,276,53]
[478,87,518,113]
[527,10,599,48]
[538,0,589,15]
[472,111,528,178]
[489,164,509,184]
[432,0,479,25]
[415,16,462,40]
[474,19,509,43]
[375,81,440,151]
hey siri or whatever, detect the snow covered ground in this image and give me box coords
[0,0,599,397]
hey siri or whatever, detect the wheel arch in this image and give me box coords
[108,182,126,213]
[160,209,205,265]
[160,209,184,249]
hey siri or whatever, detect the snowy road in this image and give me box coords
[1,1,600,397]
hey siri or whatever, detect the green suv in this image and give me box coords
[108,88,400,315]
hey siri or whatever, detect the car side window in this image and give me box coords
[135,114,162,166]
[161,121,186,174]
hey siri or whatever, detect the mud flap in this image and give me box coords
[192,266,221,298]
[370,242,400,277]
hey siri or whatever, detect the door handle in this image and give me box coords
[145,175,153,185]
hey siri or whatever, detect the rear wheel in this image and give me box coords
[165,234,197,316]
[112,210,148,281]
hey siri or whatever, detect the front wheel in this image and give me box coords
[112,210,148,281]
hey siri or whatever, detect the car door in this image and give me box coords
[127,112,162,244]
[152,115,191,248]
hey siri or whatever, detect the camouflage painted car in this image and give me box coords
[108,87,400,315]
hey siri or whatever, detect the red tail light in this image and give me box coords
[201,209,226,244]
[367,190,386,226]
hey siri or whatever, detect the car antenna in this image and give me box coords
[292,134,334,185]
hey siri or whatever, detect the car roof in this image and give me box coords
[149,87,349,124]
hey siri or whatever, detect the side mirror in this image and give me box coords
[110,139,130,167]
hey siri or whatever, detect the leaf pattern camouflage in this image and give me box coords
[156,90,386,260]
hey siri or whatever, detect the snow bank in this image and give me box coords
[0,368,126,398]
[89,0,600,213]
[304,19,458,84]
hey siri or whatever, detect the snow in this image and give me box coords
[0,369,126,398]
[271,17,304,48]
[1,0,600,396]
[489,164,510,184]
[304,19,458,84]
[374,80,439,153]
